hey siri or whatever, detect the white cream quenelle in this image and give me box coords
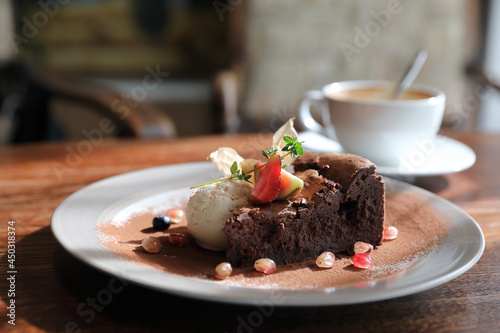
[186,179,253,251]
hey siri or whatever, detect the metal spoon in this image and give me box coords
[392,50,428,99]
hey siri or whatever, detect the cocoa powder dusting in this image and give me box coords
[96,192,446,290]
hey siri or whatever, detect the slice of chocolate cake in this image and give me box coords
[223,153,385,267]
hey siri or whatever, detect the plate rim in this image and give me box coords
[51,161,485,306]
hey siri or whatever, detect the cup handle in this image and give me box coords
[298,90,337,140]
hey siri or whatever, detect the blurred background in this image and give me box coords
[0,0,498,144]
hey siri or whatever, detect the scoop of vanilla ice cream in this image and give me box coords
[186,179,253,251]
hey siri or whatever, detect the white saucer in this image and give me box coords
[298,131,476,177]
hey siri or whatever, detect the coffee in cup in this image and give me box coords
[298,80,446,167]
[328,86,432,101]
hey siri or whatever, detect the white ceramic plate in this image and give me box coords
[51,162,484,306]
[298,131,476,177]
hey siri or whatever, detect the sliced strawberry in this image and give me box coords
[250,153,282,204]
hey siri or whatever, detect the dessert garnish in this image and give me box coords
[152,215,171,231]
[383,225,399,241]
[353,253,373,269]
[354,241,374,254]
[190,118,304,200]
[316,252,336,268]
[166,208,184,224]
[168,233,188,247]
[190,137,304,195]
[186,179,253,251]
[214,262,232,280]
[254,258,276,275]
[142,237,161,253]
[249,151,282,204]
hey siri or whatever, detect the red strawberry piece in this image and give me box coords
[250,153,282,204]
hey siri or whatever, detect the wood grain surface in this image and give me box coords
[0,131,498,333]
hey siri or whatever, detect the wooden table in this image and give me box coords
[0,131,499,332]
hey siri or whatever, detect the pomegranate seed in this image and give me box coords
[142,237,161,253]
[316,251,335,268]
[354,241,374,254]
[353,253,372,269]
[168,233,187,247]
[214,262,232,280]
[254,258,276,274]
[166,208,185,224]
[383,225,399,241]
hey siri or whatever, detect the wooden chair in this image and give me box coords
[0,60,176,143]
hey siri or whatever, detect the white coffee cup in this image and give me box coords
[298,80,446,167]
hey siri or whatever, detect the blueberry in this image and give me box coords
[152,215,171,230]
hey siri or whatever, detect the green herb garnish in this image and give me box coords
[281,136,304,159]
[190,137,304,189]
[230,161,252,182]
[262,147,278,159]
